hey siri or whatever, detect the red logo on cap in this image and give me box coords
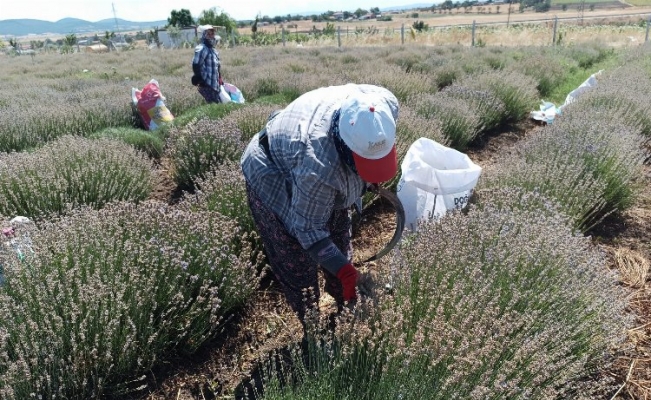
[369,106,375,112]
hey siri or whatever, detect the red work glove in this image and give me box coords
[218,76,224,86]
[336,263,359,302]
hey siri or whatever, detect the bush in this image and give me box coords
[0,201,258,398]
[457,70,539,123]
[440,84,506,132]
[408,93,482,150]
[166,117,246,189]
[226,103,285,142]
[0,136,152,220]
[259,191,626,399]
[186,161,266,272]
[478,107,645,231]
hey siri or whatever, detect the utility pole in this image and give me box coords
[112,3,122,44]
[577,0,585,25]
[507,0,512,27]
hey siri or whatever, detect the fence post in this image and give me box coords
[552,16,558,45]
[338,26,342,47]
[471,20,476,46]
[646,16,650,42]
[282,28,286,47]
[401,24,405,45]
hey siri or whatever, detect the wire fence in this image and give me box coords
[257,10,651,47]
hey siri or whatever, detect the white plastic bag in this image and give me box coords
[224,82,245,104]
[219,85,232,104]
[397,138,482,231]
[560,69,602,109]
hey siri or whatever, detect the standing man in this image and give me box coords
[192,25,223,103]
[240,84,400,325]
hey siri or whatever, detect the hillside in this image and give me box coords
[0,17,167,37]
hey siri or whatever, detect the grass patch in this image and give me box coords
[90,127,165,158]
[171,102,243,127]
[547,50,619,104]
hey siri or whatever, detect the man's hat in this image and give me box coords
[338,94,398,183]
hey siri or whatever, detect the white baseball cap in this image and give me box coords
[338,94,398,183]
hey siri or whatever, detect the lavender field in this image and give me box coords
[0,40,651,399]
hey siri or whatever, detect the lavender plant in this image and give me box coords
[550,105,646,213]
[0,136,152,220]
[479,105,644,231]
[457,69,539,123]
[0,201,258,398]
[440,84,506,131]
[166,117,246,188]
[508,51,572,97]
[184,161,266,272]
[258,191,626,399]
[407,93,483,150]
[226,104,287,142]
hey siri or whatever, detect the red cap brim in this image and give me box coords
[352,145,398,183]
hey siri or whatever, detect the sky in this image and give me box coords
[0,1,429,22]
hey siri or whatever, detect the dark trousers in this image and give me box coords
[246,182,351,322]
[197,86,221,103]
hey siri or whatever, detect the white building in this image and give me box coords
[156,26,198,48]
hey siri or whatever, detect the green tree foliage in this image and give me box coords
[441,0,455,10]
[412,20,429,32]
[197,7,237,34]
[167,9,194,28]
[252,16,259,35]
[148,27,160,47]
[64,34,77,47]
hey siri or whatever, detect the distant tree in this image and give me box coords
[9,38,18,49]
[0,38,5,49]
[197,7,237,34]
[371,7,380,13]
[412,20,429,32]
[30,40,44,49]
[64,34,77,47]
[441,0,454,10]
[251,16,259,36]
[149,27,160,47]
[167,9,194,27]
[354,8,368,17]
[323,22,336,36]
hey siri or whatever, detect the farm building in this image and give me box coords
[156,26,197,48]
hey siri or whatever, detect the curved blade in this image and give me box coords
[363,186,405,263]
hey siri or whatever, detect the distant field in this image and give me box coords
[626,0,651,5]
[552,0,619,4]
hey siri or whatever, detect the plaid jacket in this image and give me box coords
[192,43,220,90]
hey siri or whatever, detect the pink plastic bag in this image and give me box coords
[131,79,174,130]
